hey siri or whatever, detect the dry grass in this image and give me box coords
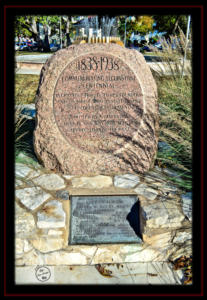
[15,107,29,154]
[15,74,39,105]
[153,29,192,191]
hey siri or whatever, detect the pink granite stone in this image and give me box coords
[33,44,159,175]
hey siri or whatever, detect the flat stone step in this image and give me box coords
[15,262,183,285]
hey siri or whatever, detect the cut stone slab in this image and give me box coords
[34,43,159,175]
[146,262,182,284]
[141,201,184,229]
[114,174,140,188]
[181,193,192,221]
[44,251,89,265]
[173,231,192,244]
[15,264,132,285]
[91,247,123,265]
[15,238,24,258]
[32,174,65,190]
[89,243,167,264]
[15,239,33,259]
[134,183,158,200]
[15,202,36,236]
[127,262,148,284]
[15,163,32,178]
[15,266,55,284]
[30,237,64,253]
[15,263,183,285]
[56,190,69,200]
[142,231,172,249]
[94,263,133,284]
[71,175,112,189]
[15,249,45,266]
[15,187,51,211]
[37,200,66,228]
[123,247,165,263]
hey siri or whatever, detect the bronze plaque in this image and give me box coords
[69,195,142,244]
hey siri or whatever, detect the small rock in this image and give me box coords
[16,238,24,256]
[181,193,192,221]
[16,179,23,187]
[163,168,179,178]
[27,169,41,179]
[15,187,51,211]
[134,183,158,200]
[173,231,192,244]
[37,200,66,228]
[56,190,69,200]
[114,174,140,189]
[23,240,33,252]
[145,170,167,181]
[161,184,178,192]
[158,141,173,152]
[62,175,73,180]
[32,174,66,190]
[71,175,112,189]
[48,229,63,236]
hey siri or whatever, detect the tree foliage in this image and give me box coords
[153,15,188,37]
[118,15,154,43]
[15,15,77,51]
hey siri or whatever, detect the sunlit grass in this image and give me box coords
[15,74,39,105]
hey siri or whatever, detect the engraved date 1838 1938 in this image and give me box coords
[76,56,120,71]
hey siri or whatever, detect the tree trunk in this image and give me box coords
[66,17,72,46]
[43,24,50,52]
[172,16,180,35]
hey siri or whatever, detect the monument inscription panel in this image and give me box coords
[70,195,142,244]
[53,53,143,153]
[34,44,159,175]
